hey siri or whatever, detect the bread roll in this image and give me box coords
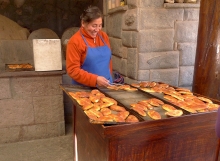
[91,89,100,95]
[130,103,148,111]
[165,110,183,117]
[137,101,154,110]
[132,106,146,116]
[100,107,112,116]
[117,111,129,120]
[162,104,177,112]
[140,88,155,93]
[109,105,126,112]
[84,110,98,120]
[89,94,100,103]
[131,83,140,88]
[139,82,150,87]
[125,87,138,92]
[100,102,115,108]
[175,88,191,92]
[97,115,114,122]
[197,96,213,104]
[147,110,161,120]
[126,115,139,122]
[88,109,103,118]
[164,95,178,103]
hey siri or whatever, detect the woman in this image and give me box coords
[66,5,113,87]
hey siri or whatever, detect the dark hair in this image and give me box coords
[80,5,103,23]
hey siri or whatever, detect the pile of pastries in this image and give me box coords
[131,82,219,113]
[68,89,139,123]
[130,98,183,120]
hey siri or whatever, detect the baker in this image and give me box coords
[66,5,113,87]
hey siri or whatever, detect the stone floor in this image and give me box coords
[0,124,74,161]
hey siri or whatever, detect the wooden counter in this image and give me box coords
[61,85,220,161]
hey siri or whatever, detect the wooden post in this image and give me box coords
[192,0,220,100]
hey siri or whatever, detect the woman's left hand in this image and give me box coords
[96,76,110,87]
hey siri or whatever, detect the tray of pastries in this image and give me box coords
[98,84,189,121]
[60,85,142,124]
[130,81,220,114]
[5,63,34,71]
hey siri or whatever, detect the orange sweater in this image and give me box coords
[66,27,112,87]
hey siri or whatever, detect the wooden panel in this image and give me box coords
[108,112,218,161]
[75,104,109,161]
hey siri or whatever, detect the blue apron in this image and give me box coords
[72,32,113,86]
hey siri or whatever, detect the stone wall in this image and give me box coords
[0,72,65,143]
[105,0,200,90]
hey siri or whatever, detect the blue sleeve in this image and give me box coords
[216,108,220,138]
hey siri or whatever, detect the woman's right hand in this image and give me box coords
[96,76,110,87]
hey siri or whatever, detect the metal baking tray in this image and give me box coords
[60,84,143,125]
[98,86,190,121]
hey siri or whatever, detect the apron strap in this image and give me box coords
[80,30,90,47]
[97,33,107,46]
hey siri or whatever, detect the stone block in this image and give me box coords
[137,70,150,81]
[139,8,183,30]
[139,29,174,53]
[107,12,123,38]
[141,0,164,7]
[33,95,64,124]
[0,60,4,71]
[122,31,138,47]
[112,55,121,73]
[179,66,194,86]
[128,0,164,8]
[0,40,33,65]
[21,121,65,141]
[0,99,34,128]
[112,55,127,76]
[122,9,138,30]
[45,76,63,95]
[120,58,127,76]
[120,46,128,59]
[132,31,138,48]
[122,31,132,47]
[0,78,11,99]
[21,124,48,140]
[47,121,65,136]
[139,51,179,70]
[175,21,199,43]
[184,9,200,21]
[11,76,63,99]
[126,0,139,7]
[127,48,138,79]
[110,37,122,57]
[0,126,20,144]
[150,68,179,86]
[178,43,196,66]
